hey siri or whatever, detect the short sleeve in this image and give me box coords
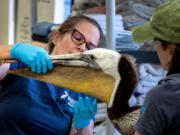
[135,86,167,135]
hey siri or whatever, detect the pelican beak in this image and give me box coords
[10,50,116,105]
[51,52,100,69]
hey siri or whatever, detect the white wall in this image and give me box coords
[0,0,9,45]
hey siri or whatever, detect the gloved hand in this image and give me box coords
[73,97,97,129]
[11,43,53,74]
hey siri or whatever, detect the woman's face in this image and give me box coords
[51,21,100,55]
[156,42,173,70]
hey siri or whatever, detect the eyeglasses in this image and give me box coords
[60,28,97,50]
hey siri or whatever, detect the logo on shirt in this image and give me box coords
[140,106,146,115]
[60,91,76,108]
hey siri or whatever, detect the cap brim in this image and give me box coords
[132,22,154,44]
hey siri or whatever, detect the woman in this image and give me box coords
[0,15,104,135]
[132,0,180,135]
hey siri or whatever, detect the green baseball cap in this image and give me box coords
[132,0,180,44]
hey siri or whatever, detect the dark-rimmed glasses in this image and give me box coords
[60,28,97,50]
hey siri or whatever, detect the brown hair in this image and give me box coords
[48,15,105,54]
[158,39,180,75]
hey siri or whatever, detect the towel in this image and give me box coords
[136,83,153,94]
[129,95,137,107]
[139,64,166,77]
[136,94,146,106]
[139,79,157,87]
[139,73,165,82]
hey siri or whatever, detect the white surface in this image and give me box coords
[106,0,116,50]
[8,0,15,44]
[54,0,64,23]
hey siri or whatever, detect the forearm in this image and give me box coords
[0,63,10,80]
[69,120,94,135]
[0,45,13,60]
[0,45,12,80]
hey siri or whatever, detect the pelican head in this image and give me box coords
[52,48,138,116]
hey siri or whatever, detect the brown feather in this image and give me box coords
[107,55,140,135]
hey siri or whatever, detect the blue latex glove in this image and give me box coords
[73,97,97,129]
[11,43,53,74]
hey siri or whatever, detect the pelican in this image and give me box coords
[10,48,140,135]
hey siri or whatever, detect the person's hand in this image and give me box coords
[73,97,97,129]
[11,43,53,74]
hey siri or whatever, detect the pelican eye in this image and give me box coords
[89,54,96,60]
